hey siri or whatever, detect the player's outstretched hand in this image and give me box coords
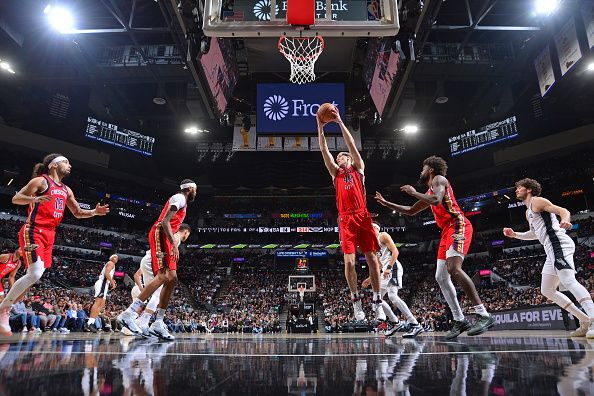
[316,113,329,129]
[400,185,416,196]
[95,203,110,216]
[331,107,343,124]
[34,195,53,203]
[502,228,516,238]
[375,191,389,207]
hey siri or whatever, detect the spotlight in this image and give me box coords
[535,0,559,16]
[403,124,418,134]
[185,126,198,134]
[45,5,74,33]
[587,62,594,72]
[0,61,15,74]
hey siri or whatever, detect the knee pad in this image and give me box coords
[435,262,450,285]
[387,290,399,303]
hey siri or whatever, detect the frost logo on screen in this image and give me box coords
[264,95,289,121]
[253,0,279,21]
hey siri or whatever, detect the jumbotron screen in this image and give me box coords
[449,115,519,157]
[85,116,155,156]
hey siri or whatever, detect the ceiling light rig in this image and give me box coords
[0,60,16,74]
[44,4,75,33]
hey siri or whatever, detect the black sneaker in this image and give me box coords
[402,323,424,339]
[84,322,98,333]
[467,314,495,336]
[444,319,472,340]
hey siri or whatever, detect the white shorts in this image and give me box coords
[94,278,110,299]
[446,245,465,259]
[542,253,575,276]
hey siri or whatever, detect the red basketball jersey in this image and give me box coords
[427,181,468,230]
[334,165,367,214]
[28,175,69,229]
[155,194,187,233]
[0,253,19,278]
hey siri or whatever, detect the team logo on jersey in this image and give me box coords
[263,95,289,121]
[451,233,466,241]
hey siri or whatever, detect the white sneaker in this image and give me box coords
[587,321,594,339]
[21,327,28,333]
[374,301,386,322]
[135,318,152,338]
[59,328,70,334]
[570,322,589,337]
[121,326,134,336]
[0,309,12,337]
[117,311,142,336]
[149,320,175,341]
[33,328,42,334]
[352,299,366,321]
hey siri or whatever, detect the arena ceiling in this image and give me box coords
[0,0,592,189]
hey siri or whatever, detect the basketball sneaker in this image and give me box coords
[135,318,152,338]
[570,322,589,337]
[402,323,424,339]
[117,311,142,336]
[467,314,496,336]
[444,319,472,340]
[0,309,12,337]
[352,298,365,321]
[587,321,594,339]
[149,320,175,341]
[374,300,386,322]
[384,321,401,337]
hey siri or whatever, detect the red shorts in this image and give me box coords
[437,220,473,260]
[19,224,55,269]
[339,211,380,254]
[149,224,177,276]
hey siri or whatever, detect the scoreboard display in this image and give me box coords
[85,116,155,156]
[449,116,518,157]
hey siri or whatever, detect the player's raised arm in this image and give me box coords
[12,177,52,205]
[531,196,572,229]
[317,114,339,178]
[66,187,109,219]
[374,191,430,216]
[332,108,364,172]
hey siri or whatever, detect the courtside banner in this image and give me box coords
[257,83,345,134]
[492,304,574,331]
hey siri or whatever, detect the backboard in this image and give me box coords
[288,275,316,292]
[203,0,399,37]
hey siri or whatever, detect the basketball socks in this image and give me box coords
[373,292,380,302]
[351,291,360,300]
[380,301,398,322]
[127,298,145,314]
[473,304,489,317]
[156,308,166,322]
[87,318,95,325]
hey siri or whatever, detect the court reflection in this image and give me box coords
[0,335,591,395]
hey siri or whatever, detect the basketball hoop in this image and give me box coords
[297,284,306,302]
[278,35,324,84]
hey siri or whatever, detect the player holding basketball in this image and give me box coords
[85,254,118,333]
[503,178,594,338]
[0,248,22,302]
[0,154,109,336]
[317,105,385,322]
[375,156,494,339]
[363,223,422,338]
[118,180,196,340]
[129,224,191,337]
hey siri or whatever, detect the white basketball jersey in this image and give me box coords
[98,262,115,282]
[527,198,574,259]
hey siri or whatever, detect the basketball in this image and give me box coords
[317,103,337,123]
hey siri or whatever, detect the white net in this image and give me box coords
[278,35,324,84]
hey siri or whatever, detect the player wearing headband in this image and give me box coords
[0,153,109,336]
[118,180,197,340]
[85,254,119,333]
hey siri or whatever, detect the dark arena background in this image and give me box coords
[0,0,593,395]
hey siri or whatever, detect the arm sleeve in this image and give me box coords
[515,230,538,240]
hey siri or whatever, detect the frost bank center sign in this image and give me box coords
[257,83,345,134]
